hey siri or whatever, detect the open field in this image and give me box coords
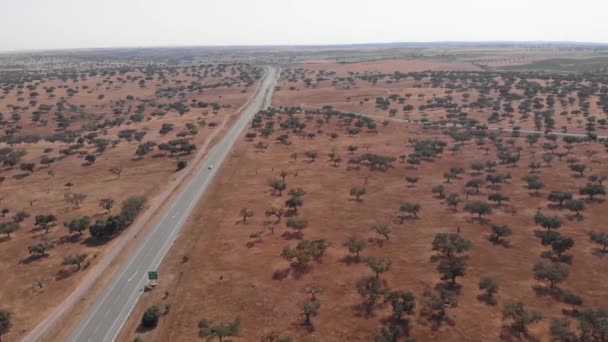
[122,72,608,341]
[273,59,608,137]
[0,60,261,340]
[1,45,608,342]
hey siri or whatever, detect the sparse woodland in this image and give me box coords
[133,63,608,341]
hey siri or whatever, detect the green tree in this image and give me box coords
[366,257,392,278]
[0,221,19,238]
[34,214,57,234]
[589,231,608,252]
[301,300,320,326]
[488,192,509,205]
[533,261,569,288]
[357,276,387,310]
[421,288,457,319]
[240,208,254,223]
[478,277,499,300]
[465,179,484,194]
[562,291,583,312]
[398,202,421,221]
[0,310,11,342]
[549,318,577,342]
[99,198,114,213]
[28,240,52,257]
[464,201,492,219]
[285,196,303,213]
[432,233,471,258]
[63,253,88,270]
[268,180,287,196]
[489,225,512,244]
[286,219,308,236]
[570,163,586,176]
[437,258,466,284]
[261,331,292,342]
[65,216,90,235]
[503,301,543,333]
[432,185,445,199]
[281,240,327,266]
[350,186,366,201]
[579,182,606,200]
[445,193,460,209]
[547,191,573,208]
[344,236,366,259]
[384,290,416,320]
[371,224,391,240]
[564,199,584,217]
[534,212,562,230]
[264,207,284,223]
[13,210,29,223]
[304,150,318,162]
[198,317,240,341]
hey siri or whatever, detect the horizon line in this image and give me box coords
[2,40,608,55]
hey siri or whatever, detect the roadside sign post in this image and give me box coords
[148,271,158,281]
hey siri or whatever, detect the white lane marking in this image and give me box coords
[77,67,280,342]
[127,271,138,283]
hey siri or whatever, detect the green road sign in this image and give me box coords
[148,271,158,280]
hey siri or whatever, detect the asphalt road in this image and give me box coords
[67,66,279,342]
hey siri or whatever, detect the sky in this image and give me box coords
[1,0,607,52]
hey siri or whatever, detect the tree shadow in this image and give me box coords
[290,319,316,333]
[55,268,77,281]
[476,293,498,306]
[284,209,299,218]
[246,239,263,248]
[418,311,456,331]
[340,255,362,265]
[528,192,543,198]
[291,263,312,280]
[488,237,512,248]
[136,322,157,334]
[434,282,463,296]
[565,214,584,222]
[532,285,563,300]
[352,302,378,319]
[281,231,303,240]
[272,267,291,281]
[591,248,608,258]
[367,237,385,248]
[13,173,31,180]
[562,308,581,318]
[20,254,49,264]
[56,234,83,245]
[547,203,564,211]
[82,236,112,247]
[487,184,502,191]
[540,251,572,264]
[499,325,541,342]
[501,205,518,215]
[0,236,9,243]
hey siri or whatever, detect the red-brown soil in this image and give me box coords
[121,108,608,341]
[0,64,259,340]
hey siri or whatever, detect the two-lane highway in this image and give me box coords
[63,66,279,342]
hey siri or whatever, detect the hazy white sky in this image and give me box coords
[1,0,607,52]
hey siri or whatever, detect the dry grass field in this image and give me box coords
[121,59,608,342]
[0,62,261,340]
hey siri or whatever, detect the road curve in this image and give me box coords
[35,66,278,342]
